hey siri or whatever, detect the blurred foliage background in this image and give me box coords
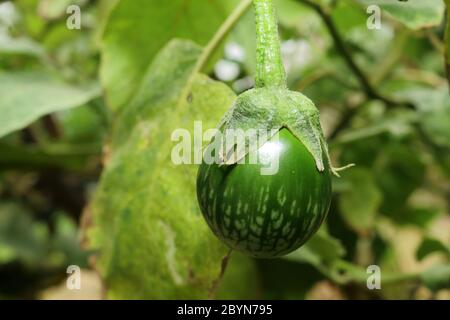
[0,0,449,299]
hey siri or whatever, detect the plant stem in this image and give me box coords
[253,0,287,88]
[381,272,421,284]
[333,259,421,285]
[179,0,251,109]
[194,0,253,74]
[371,29,409,86]
[42,114,62,139]
[297,0,413,109]
[297,0,448,172]
[445,2,450,89]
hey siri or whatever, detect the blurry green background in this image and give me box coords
[0,0,449,299]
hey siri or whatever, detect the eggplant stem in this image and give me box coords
[253,0,287,88]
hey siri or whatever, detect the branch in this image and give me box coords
[297,1,450,174]
[179,0,252,108]
[297,0,414,110]
[299,1,371,93]
[195,0,252,74]
[331,259,421,286]
[42,114,62,139]
[328,105,358,140]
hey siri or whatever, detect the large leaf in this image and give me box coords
[359,0,445,30]
[100,0,238,112]
[0,72,100,138]
[87,40,236,299]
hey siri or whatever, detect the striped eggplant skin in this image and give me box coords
[196,128,332,258]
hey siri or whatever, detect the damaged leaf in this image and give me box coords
[87,40,235,299]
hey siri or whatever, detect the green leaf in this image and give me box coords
[282,230,349,286]
[331,0,367,32]
[38,0,86,20]
[0,202,49,265]
[284,230,346,266]
[276,0,315,29]
[394,85,450,148]
[51,215,89,267]
[338,168,382,233]
[0,72,100,138]
[57,104,108,144]
[333,111,417,145]
[416,238,450,261]
[359,0,445,30]
[88,40,236,299]
[397,207,439,228]
[0,32,44,57]
[100,0,238,112]
[421,264,450,292]
[375,143,425,215]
